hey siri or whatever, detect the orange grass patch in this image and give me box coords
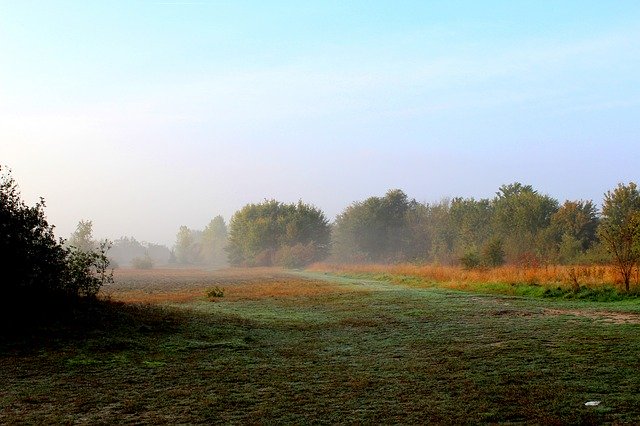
[105,267,356,304]
[308,262,637,290]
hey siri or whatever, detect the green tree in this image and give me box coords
[450,197,493,259]
[227,200,330,267]
[598,182,640,292]
[67,220,97,253]
[482,237,505,267]
[332,189,413,262]
[174,225,201,264]
[200,215,228,266]
[0,166,111,306]
[550,200,599,264]
[492,183,559,262]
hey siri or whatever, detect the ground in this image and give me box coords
[1,267,639,424]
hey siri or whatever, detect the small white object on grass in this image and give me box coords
[584,401,601,407]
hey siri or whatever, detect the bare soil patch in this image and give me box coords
[544,308,640,324]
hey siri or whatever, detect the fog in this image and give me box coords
[1,2,639,248]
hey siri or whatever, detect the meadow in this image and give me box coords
[1,267,639,424]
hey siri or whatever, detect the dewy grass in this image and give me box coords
[1,268,639,424]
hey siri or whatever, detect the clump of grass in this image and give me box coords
[206,286,225,300]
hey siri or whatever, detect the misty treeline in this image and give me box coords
[333,184,599,266]
[219,182,640,291]
[218,183,602,268]
[103,216,228,268]
[99,180,640,290]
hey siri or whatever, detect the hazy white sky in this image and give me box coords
[1,1,639,246]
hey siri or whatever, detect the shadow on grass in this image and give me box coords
[0,296,188,352]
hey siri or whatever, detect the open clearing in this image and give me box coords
[2,268,639,424]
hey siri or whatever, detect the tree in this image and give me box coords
[550,200,599,264]
[200,216,228,266]
[598,182,640,292]
[67,220,97,252]
[450,197,493,259]
[174,225,201,264]
[492,183,559,262]
[332,189,413,262]
[227,200,330,267]
[0,166,111,306]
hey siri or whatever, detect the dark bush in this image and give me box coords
[0,166,112,318]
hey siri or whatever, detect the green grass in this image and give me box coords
[1,271,639,424]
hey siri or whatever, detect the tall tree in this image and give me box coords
[492,183,559,262]
[227,200,330,266]
[332,189,412,262]
[551,200,599,263]
[175,225,200,264]
[67,220,96,253]
[598,182,640,291]
[200,215,228,266]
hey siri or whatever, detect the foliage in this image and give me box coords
[492,183,559,261]
[0,166,112,306]
[67,219,97,252]
[227,200,330,267]
[206,286,225,299]
[131,253,154,269]
[63,241,114,297]
[274,242,318,268]
[174,225,202,264]
[598,182,640,291]
[200,215,228,266]
[482,237,505,267]
[332,189,416,262]
[110,237,171,267]
[1,166,68,297]
[459,248,482,270]
[329,183,601,266]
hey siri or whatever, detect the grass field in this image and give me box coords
[1,267,639,424]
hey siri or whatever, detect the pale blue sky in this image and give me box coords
[1,1,639,246]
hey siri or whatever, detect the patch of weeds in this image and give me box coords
[66,355,102,366]
[543,286,639,302]
[142,360,166,368]
[207,286,225,300]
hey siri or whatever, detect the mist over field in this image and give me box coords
[3,3,640,423]
[1,1,639,247]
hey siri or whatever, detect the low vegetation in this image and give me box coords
[309,263,640,300]
[2,268,639,423]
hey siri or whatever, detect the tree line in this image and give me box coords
[213,182,640,291]
[74,180,640,292]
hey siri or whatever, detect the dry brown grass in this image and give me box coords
[105,267,356,304]
[308,262,637,290]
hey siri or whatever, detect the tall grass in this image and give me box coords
[309,262,640,293]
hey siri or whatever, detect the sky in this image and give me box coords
[1,1,639,247]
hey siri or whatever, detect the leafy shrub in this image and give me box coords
[131,254,154,269]
[482,238,505,267]
[64,241,113,297]
[460,249,482,270]
[206,286,225,300]
[0,166,112,306]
